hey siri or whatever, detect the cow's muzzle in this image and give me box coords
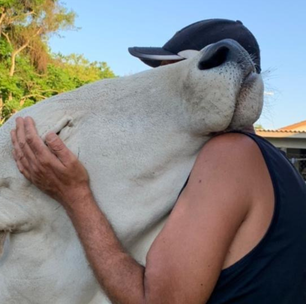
[198,39,258,76]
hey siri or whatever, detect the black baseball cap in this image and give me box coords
[128,19,261,72]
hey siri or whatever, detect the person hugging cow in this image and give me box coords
[10,19,306,303]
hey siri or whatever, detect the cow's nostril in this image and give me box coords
[198,46,230,70]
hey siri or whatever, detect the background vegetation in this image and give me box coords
[0,0,115,125]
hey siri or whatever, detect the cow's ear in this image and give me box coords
[0,179,41,233]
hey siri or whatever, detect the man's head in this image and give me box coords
[129,19,261,73]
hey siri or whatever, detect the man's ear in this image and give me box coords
[178,49,200,59]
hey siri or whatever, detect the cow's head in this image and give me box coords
[175,39,263,135]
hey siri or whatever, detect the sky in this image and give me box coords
[49,0,306,130]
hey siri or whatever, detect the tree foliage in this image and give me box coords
[0,0,115,125]
[254,124,264,130]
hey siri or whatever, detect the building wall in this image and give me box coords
[262,137,306,150]
[261,136,306,181]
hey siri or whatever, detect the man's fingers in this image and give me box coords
[15,117,27,149]
[12,149,31,180]
[24,117,50,158]
[14,117,63,171]
[11,129,31,172]
[45,132,76,167]
[15,117,37,163]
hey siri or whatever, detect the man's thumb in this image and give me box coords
[45,132,64,153]
[45,132,58,143]
[45,132,72,165]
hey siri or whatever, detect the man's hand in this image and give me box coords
[10,116,91,210]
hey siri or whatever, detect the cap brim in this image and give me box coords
[128,47,182,67]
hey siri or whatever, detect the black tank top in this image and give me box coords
[205,132,306,303]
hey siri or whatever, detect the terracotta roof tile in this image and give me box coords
[279,120,306,131]
[256,129,306,134]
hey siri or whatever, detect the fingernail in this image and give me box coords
[46,132,57,143]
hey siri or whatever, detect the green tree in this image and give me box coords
[49,53,115,90]
[0,1,115,125]
[0,0,75,76]
[254,124,264,130]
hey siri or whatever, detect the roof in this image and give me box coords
[279,120,306,131]
[257,129,306,134]
[256,129,306,138]
[255,120,306,138]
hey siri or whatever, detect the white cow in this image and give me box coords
[0,39,263,304]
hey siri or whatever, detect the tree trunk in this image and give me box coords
[8,42,30,101]
[9,51,17,77]
[0,95,3,123]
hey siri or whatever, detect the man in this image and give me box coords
[10,20,306,303]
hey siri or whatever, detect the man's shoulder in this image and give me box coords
[182,131,270,207]
[196,132,262,171]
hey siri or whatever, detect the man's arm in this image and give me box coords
[11,117,258,303]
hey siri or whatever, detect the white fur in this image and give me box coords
[0,45,263,303]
